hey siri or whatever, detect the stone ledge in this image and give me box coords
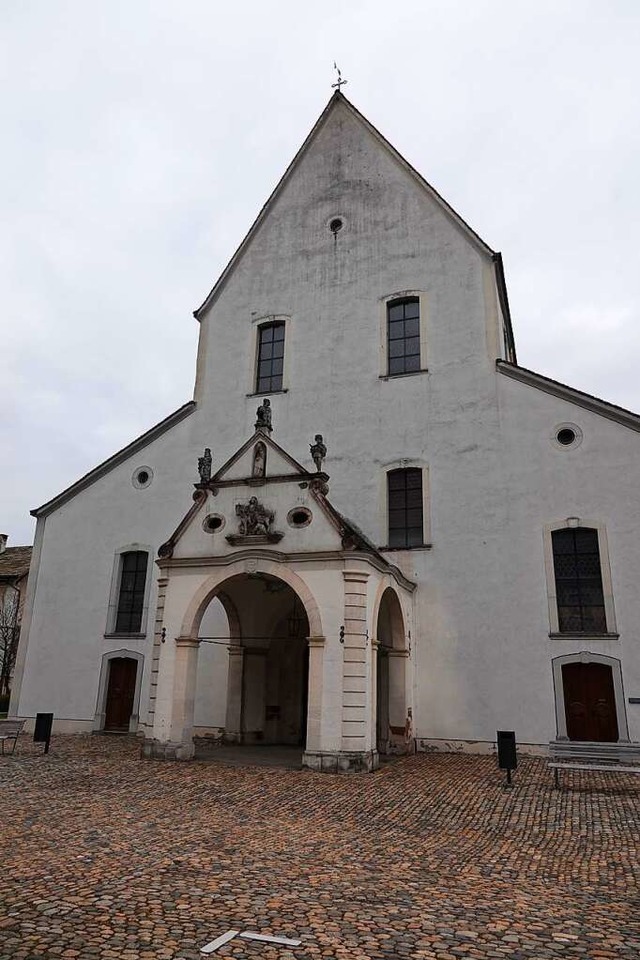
[141,739,195,761]
[302,749,379,774]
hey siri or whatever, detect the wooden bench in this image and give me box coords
[0,719,26,756]
[549,740,640,788]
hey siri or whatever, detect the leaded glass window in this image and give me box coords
[115,551,148,633]
[387,298,420,376]
[256,322,285,393]
[388,468,423,547]
[552,528,606,632]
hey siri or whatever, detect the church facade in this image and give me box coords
[11,93,640,770]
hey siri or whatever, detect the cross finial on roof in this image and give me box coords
[331,62,347,92]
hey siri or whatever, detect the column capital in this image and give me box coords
[307,635,326,648]
[343,569,370,584]
[175,636,200,648]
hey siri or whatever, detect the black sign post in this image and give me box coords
[496,730,517,786]
[34,713,53,754]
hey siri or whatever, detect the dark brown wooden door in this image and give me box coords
[105,658,137,732]
[562,662,618,742]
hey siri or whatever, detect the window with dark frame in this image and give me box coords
[115,551,148,633]
[387,298,420,376]
[387,468,423,548]
[256,322,285,393]
[551,528,606,633]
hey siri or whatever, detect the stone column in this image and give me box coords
[225,644,244,743]
[168,637,200,760]
[370,638,379,752]
[341,570,378,772]
[304,635,326,754]
[388,649,411,754]
[146,576,168,730]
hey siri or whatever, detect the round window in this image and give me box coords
[287,507,312,528]
[132,466,153,489]
[556,428,576,446]
[203,514,225,533]
[552,423,583,450]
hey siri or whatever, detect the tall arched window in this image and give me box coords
[256,321,285,393]
[551,528,605,633]
[115,551,149,634]
[387,298,420,376]
[387,468,423,548]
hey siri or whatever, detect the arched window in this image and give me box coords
[115,551,149,634]
[387,468,423,548]
[551,528,605,633]
[387,298,420,376]
[256,321,285,393]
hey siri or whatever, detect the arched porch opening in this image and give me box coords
[374,586,410,755]
[194,571,313,748]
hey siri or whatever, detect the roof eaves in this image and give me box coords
[31,400,197,519]
[193,92,342,321]
[497,361,640,432]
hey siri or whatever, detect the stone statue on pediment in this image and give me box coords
[197,447,212,483]
[310,434,327,472]
[252,441,267,478]
[255,398,272,432]
[236,496,274,536]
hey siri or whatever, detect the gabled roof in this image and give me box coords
[194,91,499,321]
[497,360,640,432]
[0,546,32,581]
[32,401,196,519]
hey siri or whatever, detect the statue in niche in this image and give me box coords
[236,496,274,536]
[252,441,267,478]
[197,447,212,483]
[309,434,327,472]
[255,398,272,432]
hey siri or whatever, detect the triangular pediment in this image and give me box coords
[211,429,311,485]
[157,428,398,568]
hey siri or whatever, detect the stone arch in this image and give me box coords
[551,653,628,742]
[181,558,323,640]
[373,584,411,755]
[371,582,407,650]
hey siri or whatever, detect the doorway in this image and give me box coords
[562,661,619,742]
[104,657,137,732]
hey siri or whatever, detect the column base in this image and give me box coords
[302,750,379,773]
[141,739,195,761]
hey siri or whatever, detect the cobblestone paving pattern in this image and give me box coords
[1,736,639,959]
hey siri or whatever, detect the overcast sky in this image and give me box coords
[2,1,639,545]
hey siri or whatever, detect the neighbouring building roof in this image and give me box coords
[0,546,32,581]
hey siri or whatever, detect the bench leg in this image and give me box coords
[554,767,560,789]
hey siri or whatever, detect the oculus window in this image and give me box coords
[551,528,606,633]
[256,322,285,393]
[387,298,420,376]
[388,468,423,547]
[115,551,148,633]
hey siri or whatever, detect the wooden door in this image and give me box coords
[562,662,618,742]
[104,658,137,732]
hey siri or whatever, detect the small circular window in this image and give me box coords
[329,217,344,234]
[287,507,312,528]
[132,466,153,489]
[552,423,583,450]
[203,514,225,533]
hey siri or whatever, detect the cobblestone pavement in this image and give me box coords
[1,736,639,960]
